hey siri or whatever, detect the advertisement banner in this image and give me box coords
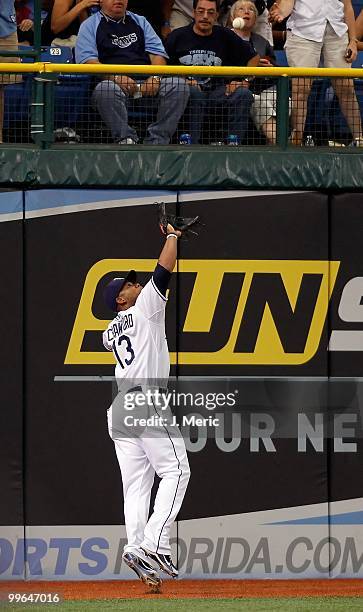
[23,191,329,532]
[1,188,362,580]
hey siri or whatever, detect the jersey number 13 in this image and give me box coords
[112,335,135,369]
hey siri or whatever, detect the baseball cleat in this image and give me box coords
[122,552,162,590]
[141,547,178,578]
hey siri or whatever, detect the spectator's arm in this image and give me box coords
[161,0,174,22]
[51,0,100,34]
[269,0,294,23]
[356,9,363,38]
[141,54,167,96]
[343,0,358,62]
[149,54,167,65]
[75,17,99,63]
[247,54,260,67]
[356,9,363,50]
[161,0,174,38]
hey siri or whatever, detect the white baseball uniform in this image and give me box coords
[103,273,190,556]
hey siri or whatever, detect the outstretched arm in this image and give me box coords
[147,224,181,300]
[158,223,181,273]
[51,0,99,34]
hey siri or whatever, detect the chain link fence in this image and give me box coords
[1,63,363,148]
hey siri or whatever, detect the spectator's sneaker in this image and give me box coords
[117,138,137,145]
[141,547,178,578]
[328,141,346,147]
[349,137,363,147]
[54,127,81,143]
[122,552,162,591]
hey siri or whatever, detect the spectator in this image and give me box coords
[221,0,273,44]
[0,1,22,144]
[270,0,363,145]
[75,0,189,144]
[231,0,286,143]
[42,0,98,46]
[165,0,259,144]
[161,1,193,39]
[15,0,34,45]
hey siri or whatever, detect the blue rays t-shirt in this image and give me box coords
[75,10,167,64]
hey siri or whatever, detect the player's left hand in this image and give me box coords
[166,223,182,238]
[157,202,201,240]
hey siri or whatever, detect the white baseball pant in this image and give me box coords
[108,407,190,556]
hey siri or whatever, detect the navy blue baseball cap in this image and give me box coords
[103,270,137,312]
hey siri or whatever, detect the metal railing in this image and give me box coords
[1,63,363,149]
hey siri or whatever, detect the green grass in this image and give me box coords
[3,598,363,612]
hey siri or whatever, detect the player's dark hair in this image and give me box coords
[193,0,220,12]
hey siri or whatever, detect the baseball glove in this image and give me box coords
[157,202,200,238]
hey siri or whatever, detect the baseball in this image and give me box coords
[232,17,245,29]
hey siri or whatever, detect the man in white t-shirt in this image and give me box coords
[270,0,363,146]
[103,222,190,591]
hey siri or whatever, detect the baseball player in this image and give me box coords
[103,223,190,590]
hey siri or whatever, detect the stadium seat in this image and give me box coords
[41,46,73,64]
[4,46,91,142]
[40,46,91,130]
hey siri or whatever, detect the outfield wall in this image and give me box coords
[1,189,362,580]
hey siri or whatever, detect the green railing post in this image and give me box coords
[28,0,43,148]
[33,0,42,60]
[276,76,289,149]
[30,74,55,149]
[30,78,45,147]
[43,74,57,148]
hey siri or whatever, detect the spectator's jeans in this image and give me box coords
[187,84,254,144]
[92,77,190,144]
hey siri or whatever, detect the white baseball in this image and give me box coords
[232,17,245,29]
